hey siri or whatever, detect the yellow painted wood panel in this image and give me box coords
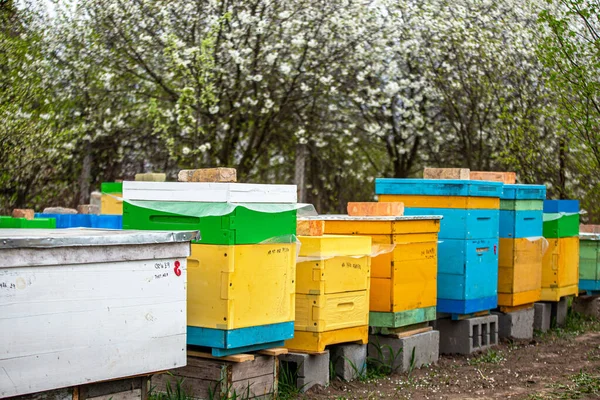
[100,193,123,215]
[296,256,370,295]
[294,291,369,332]
[370,233,437,279]
[187,243,296,330]
[323,219,440,235]
[498,289,541,307]
[285,326,368,353]
[541,285,579,302]
[370,278,392,312]
[542,237,579,299]
[298,235,372,258]
[498,238,542,294]
[378,194,499,209]
[392,256,437,312]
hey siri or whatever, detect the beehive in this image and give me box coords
[310,216,440,328]
[34,213,122,229]
[122,181,301,356]
[100,182,123,215]
[497,184,546,307]
[0,216,56,229]
[376,178,502,315]
[541,200,580,301]
[285,234,371,352]
[579,233,600,293]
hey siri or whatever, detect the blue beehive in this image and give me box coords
[35,213,123,229]
[376,178,503,315]
[499,184,546,239]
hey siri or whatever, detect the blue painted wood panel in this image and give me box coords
[187,321,294,351]
[543,200,580,213]
[579,279,600,292]
[35,213,123,229]
[501,184,546,200]
[375,178,503,197]
[437,296,498,315]
[499,210,543,238]
[404,208,499,240]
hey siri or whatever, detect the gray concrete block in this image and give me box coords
[534,302,551,332]
[368,330,439,373]
[573,295,600,319]
[550,297,569,327]
[493,308,534,340]
[329,343,367,381]
[279,351,330,392]
[437,315,498,355]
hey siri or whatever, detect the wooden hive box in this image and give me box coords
[100,182,123,215]
[0,229,192,398]
[541,237,580,301]
[311,216,440,328]
[375,178,502,316]
[579,234,600,293]
[152,353,279,400]
[187,243,296,356]
[497,184,546,307]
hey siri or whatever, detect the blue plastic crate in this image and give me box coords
[501,184,546,200]
[437,238,499,314]
[499,210,543,239]
[543,200,580,213]
[403,208,499,240]
[375,178,503,198]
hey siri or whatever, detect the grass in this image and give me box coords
[366,337,403,377]
[278,360,307,400]
[467,349,506,366]
[549,370,600,399]
[148,374,194,400]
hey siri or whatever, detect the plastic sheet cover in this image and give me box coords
[125,200,317,217]
[543,211,585,222]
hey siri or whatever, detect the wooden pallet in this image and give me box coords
[152,349,285,399]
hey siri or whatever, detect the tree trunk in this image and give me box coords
[294,143,307,203]
[78,141,93,205]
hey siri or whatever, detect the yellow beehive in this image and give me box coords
[541,237,579,301]
[377,194,499,209]
[295,292,369,332]
[296,235,371,295]
[322,217,440,314]
[187,243,296,330]
[498,238,542,307]
[285,326,369,353]
[100,193,123,215]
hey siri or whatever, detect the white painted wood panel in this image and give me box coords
[0,256,187,398]
[122,181,297,203]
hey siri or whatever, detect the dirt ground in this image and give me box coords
[301,315,600,400]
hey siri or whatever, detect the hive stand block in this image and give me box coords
[549,297,569,327]
[368,330,439,372]
[278,351,330,392]
[534,303,552,332]
[434,315,499,355]
[493,308,534,340]
[9,377,150,400]
[573,295,600,319]
[329,343,367,381]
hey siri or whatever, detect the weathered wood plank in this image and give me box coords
[178,168,237,183]
[187,350,254,363]
[257,348,288,356]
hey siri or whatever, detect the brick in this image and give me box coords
[134,173,166,182]
[178,168,237,183]
[347,202,404,217]
[423,168,470,180]
[493,308,534,340]
[573,295,600,319]
[279,351,330,392]
[329,343,367,381]
[77,204,100,215]
[12,209,34,220]
[470,171,517,184]
[43,207,77,215]
[297,219,324,236]
[580,224,600,234]
[534,302,551,332]
[436,315,498,355]
[368,330,439,373]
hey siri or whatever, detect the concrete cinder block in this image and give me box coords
[368,330,439,373]
[493,308,534,340]
[551,297,569,327]
[436,315,498,355]
[12,209,35,220]
[534,302,552,332]
[423,167,470,180]
[573,295,600,319]
[329,343,367,381]
[279,351,330,392]
[43,207,77,215]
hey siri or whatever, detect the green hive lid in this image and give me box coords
[0,216,19,228]
[101,182,123,194]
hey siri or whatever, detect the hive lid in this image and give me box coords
[375,178,503,198]
[580,232,600,241]
[101,182,123,194]
[501,184,546,200]
[543,199,580,213]
[300,215,443,221]
[0,229,199,249]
